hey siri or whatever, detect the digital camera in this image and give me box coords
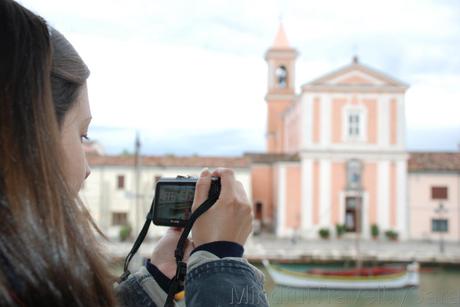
[152,176,221,227]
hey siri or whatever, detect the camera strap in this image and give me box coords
[164,191,220,307]
[118,192,220,307]
[119,201,155,283]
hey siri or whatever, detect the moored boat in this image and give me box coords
[262,260,419,289]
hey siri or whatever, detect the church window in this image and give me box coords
[348,112,361,137]
[343,106,366,142]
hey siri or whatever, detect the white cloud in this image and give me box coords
[78,36,267,133]
[17,0,460,154]
[406,74,460,128]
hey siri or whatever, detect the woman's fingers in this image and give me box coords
[235,180,251,207]
[211,167,236,203]
[192,168,211,212]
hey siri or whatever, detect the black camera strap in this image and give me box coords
[119,202,155,283]
[164,192,219,307]
[119,190,220,307]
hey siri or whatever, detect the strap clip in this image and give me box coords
[118,270,130,283]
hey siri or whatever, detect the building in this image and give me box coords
[251,24,409,239]
[408,153,460,241]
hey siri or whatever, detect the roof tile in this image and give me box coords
[408,152,460,172]
[87,155,251,168]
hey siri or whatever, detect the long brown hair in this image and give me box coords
[0,1,116,306]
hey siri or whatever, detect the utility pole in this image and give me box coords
[134,131,142,234]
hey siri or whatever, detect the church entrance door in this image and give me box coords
[345,196,362,233]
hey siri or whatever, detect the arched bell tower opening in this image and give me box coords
[276,65,288,88]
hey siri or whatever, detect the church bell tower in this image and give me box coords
[265,23,298,153]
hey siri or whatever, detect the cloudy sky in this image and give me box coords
[20,0,460,155]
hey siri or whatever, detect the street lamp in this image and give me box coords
[356,188,365,267]
[434,203,448,253]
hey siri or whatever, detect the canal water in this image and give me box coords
[258,263,460,307]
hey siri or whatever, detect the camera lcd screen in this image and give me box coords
[155,184,195,222]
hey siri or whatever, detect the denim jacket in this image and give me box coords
[114,250,269,307]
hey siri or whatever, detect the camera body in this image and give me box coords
[152,176,221,227]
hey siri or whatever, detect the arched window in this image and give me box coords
[276,65,287,88]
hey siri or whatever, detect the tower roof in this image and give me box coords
[272,23,290,48]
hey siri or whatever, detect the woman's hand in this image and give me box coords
[150,228,194,279]
[191,168,253,248]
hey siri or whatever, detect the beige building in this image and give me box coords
[408,153,460,242]
[79,155,251,238]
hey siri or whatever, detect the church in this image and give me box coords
[250,24,409,239]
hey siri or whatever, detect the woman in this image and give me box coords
[0,1,268,306]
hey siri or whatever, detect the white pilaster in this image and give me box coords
[302,94,312,149]
[397,94,406,148]
[339,191,345,224]
[320,95,331,146]
[362,192,370,239]
[301,159,313,231]
[319,160,331,227]
[276,164,287,237]
[397,160,408,238]
[378,95,390,147]
[377,161,390,230]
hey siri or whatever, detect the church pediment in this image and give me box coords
[302,59,408,91]
[326,70,385,85]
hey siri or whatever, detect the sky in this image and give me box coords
[20,0,460,156]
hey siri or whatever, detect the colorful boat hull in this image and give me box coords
[262,260,419,289]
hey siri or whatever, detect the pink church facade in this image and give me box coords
[251,25,409,239]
